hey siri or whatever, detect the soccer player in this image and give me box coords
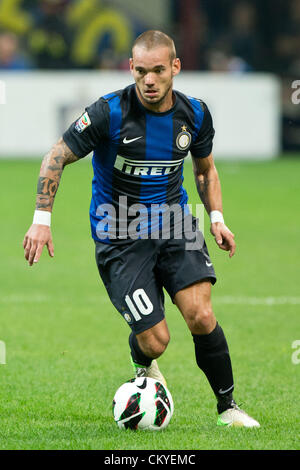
[23,30,260,427]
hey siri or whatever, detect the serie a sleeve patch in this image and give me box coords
[75,111,91,133]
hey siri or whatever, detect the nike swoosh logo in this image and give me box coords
[123,136,143,144]
[206,261,213,267]
[136,378,147,389]
[218,385,234,395]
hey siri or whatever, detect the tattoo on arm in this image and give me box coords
[37,177,59,196]
[196,175,212,212]
[36,138,78,211]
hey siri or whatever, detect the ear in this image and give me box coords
[172,58,181,77]
[129,58,134,74]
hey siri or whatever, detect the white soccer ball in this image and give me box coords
[112,377,174,431]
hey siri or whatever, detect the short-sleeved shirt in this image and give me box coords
[63,83,215,243]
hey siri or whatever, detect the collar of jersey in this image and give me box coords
[133,85,178,116]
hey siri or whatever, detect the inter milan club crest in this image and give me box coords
[176,125,192,150]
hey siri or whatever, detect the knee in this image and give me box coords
[185,302,216,334]
[138,331,170,359]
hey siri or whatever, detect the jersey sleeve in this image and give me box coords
[190,102,215,159]
[62,98,110,158]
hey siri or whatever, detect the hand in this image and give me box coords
[23,224,54,266]
[210,222,236,258]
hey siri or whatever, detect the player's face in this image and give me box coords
[130,46,181,112]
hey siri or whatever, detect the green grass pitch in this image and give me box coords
[0,155,299,450]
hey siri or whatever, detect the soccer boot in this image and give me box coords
[131,357,167,387]
[217,400,260,428]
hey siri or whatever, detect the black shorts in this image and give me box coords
[95,217,216,334]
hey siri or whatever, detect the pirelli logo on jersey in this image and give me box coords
[114,155,184,176]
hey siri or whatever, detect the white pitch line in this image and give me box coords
[1,294,300,306]
[1,294,50,303]
[213,296,300,306]
[0,294,111,304]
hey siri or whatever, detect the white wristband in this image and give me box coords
[33,210,51,226]
[210,210,224,224]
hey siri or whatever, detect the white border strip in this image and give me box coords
[0,80,6,104]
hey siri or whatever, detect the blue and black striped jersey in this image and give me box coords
[63,84,215,243]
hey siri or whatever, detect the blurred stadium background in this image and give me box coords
[0,0,300,450]
[0,0,299,156]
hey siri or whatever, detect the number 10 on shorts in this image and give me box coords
[125,289,153,321]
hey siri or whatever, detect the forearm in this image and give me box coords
[194,165,223,216]
[192,155,235,256]
[36,137,78,213]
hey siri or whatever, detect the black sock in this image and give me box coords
[192,323,234,412]
[129,332,152,367]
